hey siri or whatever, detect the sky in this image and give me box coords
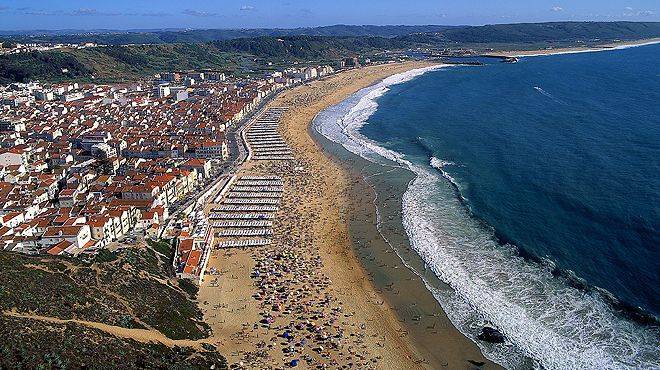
[0,0,658,31]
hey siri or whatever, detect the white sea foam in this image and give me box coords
[312,66,660,369]
[430,157,460,189]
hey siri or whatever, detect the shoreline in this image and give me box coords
[310,52,660,369]
[199,62,500,369]
[494,37,660,57]
[279,61,500,368]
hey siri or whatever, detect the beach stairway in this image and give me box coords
[210,175,284,248]
[246,107,295,160]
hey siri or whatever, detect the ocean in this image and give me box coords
[313,44,660,369]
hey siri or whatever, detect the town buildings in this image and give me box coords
[0,62,337,281]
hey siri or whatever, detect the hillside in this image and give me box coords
[211,35,407,60]
[3,22,658,46]
[402,21,660,44]
[0,242,227,368]
[65,44,247,81]
[3,25,456,45]
[0,36,409,84]
[0,44,249,84]
[1,22,659,84]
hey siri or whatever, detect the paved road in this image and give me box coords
[216,89,283,176]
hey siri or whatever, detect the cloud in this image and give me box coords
[134,12,171,17]
[550,6,563,12]
[240,5,255,11]
[72,8,100,16]
[182,9,218,17]
[623,7,656,17]
[15,7,170,17]
[20,9,62,16]
[73,8,133,16]
[637,10,656,16]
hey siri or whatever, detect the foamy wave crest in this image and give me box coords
[403,166,660,369]
[429,156,460,188]
[314,65,447,165]
[313,66,660,369]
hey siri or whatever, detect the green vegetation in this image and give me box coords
[211,35,404,60]
[147,238,173,258]
[0,246,222,367]
[0,315,226,369]
[1,22,658,84]
[430,21,660,44]
[0,51,92,84]
[5,25,457,45]
[397,22,660,51]
[0,36,394,83]
[179,278,200,299]
[1,40,16,48]
[65,44,247,82]
[0,44,246,84]
[5,22,658,46]
[94,248,119,263]
[0,248,210,339]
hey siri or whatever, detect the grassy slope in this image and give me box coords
[64,44,246,82]
[0,243,225,368]
[0,51,92,84]
[211,35,405,61]
[0,315,226,369]
[0,44,247,84]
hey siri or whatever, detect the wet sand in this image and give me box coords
[199,62,501,369]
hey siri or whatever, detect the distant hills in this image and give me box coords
[1,22,659,84]
[2,25,457,44]
[4,22,658,45]
[413,21,660,43]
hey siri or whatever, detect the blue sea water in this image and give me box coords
[364,45,660,318]
[314,44,660,368]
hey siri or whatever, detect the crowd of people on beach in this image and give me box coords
[199,72,434,368]
[214,155,387,368]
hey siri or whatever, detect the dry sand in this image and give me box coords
[494,37,660,57]
[200,62,499,369]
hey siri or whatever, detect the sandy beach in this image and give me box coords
[495,37,660,57]
[199,62,499,369]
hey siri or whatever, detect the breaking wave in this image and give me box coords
[312,66,660,369]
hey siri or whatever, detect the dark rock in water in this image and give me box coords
[468,360,485,367]
[478,327,505,343]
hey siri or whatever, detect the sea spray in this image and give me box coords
[312,66,660,369]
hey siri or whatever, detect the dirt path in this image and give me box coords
[3,310,211,349]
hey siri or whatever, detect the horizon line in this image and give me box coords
[1,20,658,34]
